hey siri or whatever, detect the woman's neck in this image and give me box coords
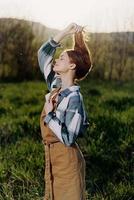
[60,75,75,91]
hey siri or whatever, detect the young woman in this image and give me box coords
[38,23,92,200]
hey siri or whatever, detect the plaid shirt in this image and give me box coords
[38,38,89,146]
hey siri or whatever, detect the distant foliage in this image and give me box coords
[0,18,134,82]
[0,19,41,81]
[88,32,134,81]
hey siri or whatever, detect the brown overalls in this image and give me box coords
[40,88,86,200]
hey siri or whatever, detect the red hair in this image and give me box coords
[66,32,92,81]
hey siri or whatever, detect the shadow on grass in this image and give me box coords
[103,96,134,111]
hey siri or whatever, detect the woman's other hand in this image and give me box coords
[44,91,59,115]
[53,23,84,43]
[63,23,84,35]
[44,97,54,115]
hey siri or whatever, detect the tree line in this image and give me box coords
[0,18,133,82]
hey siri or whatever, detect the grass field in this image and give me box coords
[0,79,134,200]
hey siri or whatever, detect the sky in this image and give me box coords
[0,0,134,32]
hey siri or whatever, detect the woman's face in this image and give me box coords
[53,51,74,74]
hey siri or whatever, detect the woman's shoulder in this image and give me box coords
[67,89,83,104]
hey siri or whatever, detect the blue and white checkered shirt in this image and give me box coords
[38,38,89,146]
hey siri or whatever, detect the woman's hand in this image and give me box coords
[44,92,59,115]
[53,23,84,43]
[44,98,54,115]
[63,23,84,35]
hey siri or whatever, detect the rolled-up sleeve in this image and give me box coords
[37,38,61,90]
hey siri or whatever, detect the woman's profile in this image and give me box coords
[38,23,92,200]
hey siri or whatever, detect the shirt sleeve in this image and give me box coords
[37,37,61,91]
[44,94,89,146]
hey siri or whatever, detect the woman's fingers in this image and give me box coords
[44,98,54,114]
[66,23,84,34]
[75,24,84,33]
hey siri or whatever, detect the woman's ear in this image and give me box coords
[69,63,76,70]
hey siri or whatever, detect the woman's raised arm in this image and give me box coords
[37,23,83,91]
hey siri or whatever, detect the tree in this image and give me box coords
[0,19,40,81]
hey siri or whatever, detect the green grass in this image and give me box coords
[0,79,134,200]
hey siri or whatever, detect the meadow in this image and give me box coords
[0,79,134,200]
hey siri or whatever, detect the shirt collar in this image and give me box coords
[69,85,80,92]
[59,85,80,97]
